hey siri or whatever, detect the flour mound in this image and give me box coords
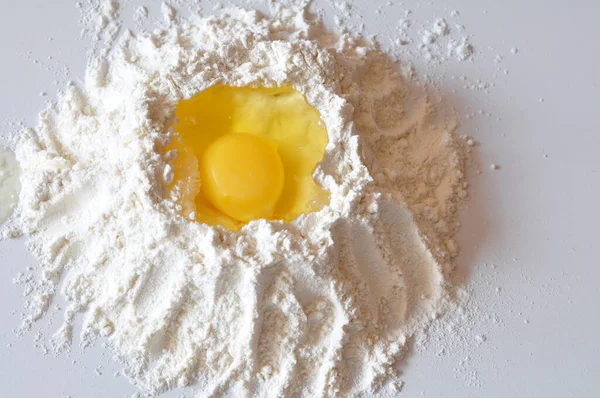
[5,3,466,397]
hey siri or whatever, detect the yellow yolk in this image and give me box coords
[201,133,284,222]
[168,85,329,231]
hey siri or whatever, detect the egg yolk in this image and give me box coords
[168,85,329,231]
[201,133,284,223]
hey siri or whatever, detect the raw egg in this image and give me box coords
[168,85,329,231]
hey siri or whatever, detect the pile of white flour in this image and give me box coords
[2,1,467,396]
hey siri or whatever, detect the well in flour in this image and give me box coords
[1,1,468,396]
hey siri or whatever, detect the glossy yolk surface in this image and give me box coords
[168,85,329,231]
[201,133,284,223]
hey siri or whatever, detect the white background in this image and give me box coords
[1,0,598,397]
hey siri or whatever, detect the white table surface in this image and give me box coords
[1,0,599,397]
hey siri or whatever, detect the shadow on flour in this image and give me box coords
[342,49,490,384]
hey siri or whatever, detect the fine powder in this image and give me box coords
[2,2,468,396]
[0,147,21,224]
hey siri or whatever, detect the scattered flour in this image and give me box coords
[77,0,121,45]
[419,18,474,63]
[1,1,469,396]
